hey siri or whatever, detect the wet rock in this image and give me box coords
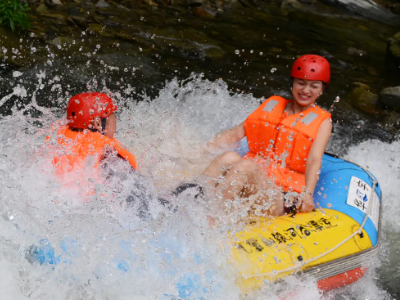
[95,8,121,16]
[41,13,68,26]
[367,66,378,76]
[95,0,109,8]
[70,16,88,29]
[298,0,316,4]
[386,31,400,64]
[379,86,400,112]
[81,0,94,8]
[27,0,41,5]
[36,3,50,15]
[382,110,400,132]
[29,26,48,37]
[49,36,74,47]
[391,3,400,14]
[192,5,217,18]
[88,23,115,37]
[189,0,203,6]
[346,82,381,115]
[281,0,302,10]
[347,47,367,56]
[115,32,136,41]
[319,0,400,26]
[45,0,63,8]
[66,6,82,16]
[102,20,121,27]
[236,0,255,7]
[204,46,225,59]
[143,0,159,7]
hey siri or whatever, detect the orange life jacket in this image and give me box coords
[48,125,137,200]
[243,96,331,193]
[52,125,137,173]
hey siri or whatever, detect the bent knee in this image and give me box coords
[217,151,242,165]
[235,159,259,173]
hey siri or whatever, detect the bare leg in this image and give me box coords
[229,159,284,216]
[203,152,285,216]
[202,151,242,179]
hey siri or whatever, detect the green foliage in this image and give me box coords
[0,0,30,32]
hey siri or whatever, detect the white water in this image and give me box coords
[0,74,399,300]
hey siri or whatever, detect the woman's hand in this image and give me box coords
[205,122,246,151]
[298,192,314,213]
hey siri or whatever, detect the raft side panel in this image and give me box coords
[316,154,381,246]
[235,138,382,247]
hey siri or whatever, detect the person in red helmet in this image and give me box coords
[201,55,332,216]
[46,92,167,220]
[51,92,137,176]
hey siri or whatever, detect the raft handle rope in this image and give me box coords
[249,161,379,279]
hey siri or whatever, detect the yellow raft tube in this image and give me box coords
[229,153,382,293]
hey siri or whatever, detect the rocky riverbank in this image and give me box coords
[1,0,400,137]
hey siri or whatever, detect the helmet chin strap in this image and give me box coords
[101,118,107,135]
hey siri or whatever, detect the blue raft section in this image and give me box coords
[236,137,382,246]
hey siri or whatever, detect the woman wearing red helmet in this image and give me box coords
[66,92,119,139]
[45,93,142,209]
[53,92,137,173]
[202,55,332,216]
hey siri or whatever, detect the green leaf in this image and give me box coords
[0,0,30,31]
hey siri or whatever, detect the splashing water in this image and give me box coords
[0,74,399,299]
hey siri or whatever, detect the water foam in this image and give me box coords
[0,74,398,299]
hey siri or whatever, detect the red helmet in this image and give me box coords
[290,54,330,85]
[67,92,117,129]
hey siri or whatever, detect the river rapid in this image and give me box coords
[0,74,398,300]
[1,1,400,299]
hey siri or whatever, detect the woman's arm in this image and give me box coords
[300,119,332,212]
[205,122,246,150]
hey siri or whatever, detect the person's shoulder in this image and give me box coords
[265,95,288,102]
[313,104,330,114]
[319,118,333,133]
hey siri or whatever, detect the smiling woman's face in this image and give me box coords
[292,78,324,107]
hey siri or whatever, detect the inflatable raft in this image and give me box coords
[230,139,382,293]
[27,141,382,295]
